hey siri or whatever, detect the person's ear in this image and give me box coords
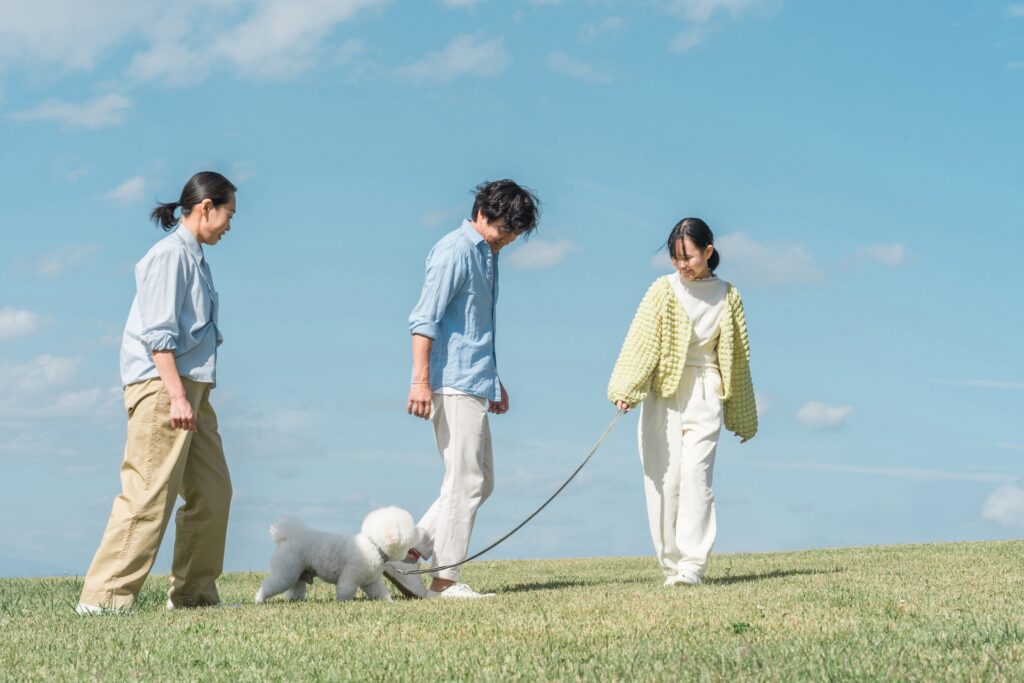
[705,244,714,260]
[200,199,213,219]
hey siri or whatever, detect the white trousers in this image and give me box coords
[415,393,494,582]
[639,366,723,578]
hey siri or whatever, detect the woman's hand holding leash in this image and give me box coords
[615,400,632,413]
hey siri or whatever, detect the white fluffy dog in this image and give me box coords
[254,506,419,603]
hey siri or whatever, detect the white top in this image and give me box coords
[669,273,728,368]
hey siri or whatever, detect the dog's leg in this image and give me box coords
[334,577,359,602]
[255,573,298,604]
[361,578,393,602]
[284,580,308,602]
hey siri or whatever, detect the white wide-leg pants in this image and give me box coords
[638,366,723,578]
[415,393,494,582]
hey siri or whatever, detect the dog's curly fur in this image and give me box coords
[254,506,419,603]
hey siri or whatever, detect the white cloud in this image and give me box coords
[0,308,42,341]
[982,485,1024,528]
[0,0,158,70]
[753,461,1016,484]
[0,355,115,421]
[8,93,132,129]
[507,239,578,270]
[855,243,908,267]
[106,176,147,204]
[52,158,93,182]
[420,206,464,229]
[441,0,482,7]
[670,25,707,52]
[546,51,613,84]
[796,401,853,430]
[754,391,771,416]
[1,1,384,85]
[1007,61,1024,71]
[230,161,257,183]
[582,16,625,41]
[714,232,825,287]
[399,34,510,84]
[667,0,777,52]
[36,244,100,278]
[211,0,386,79]
[1006,4,1024,18]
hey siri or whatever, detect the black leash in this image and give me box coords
[395,409,625,575]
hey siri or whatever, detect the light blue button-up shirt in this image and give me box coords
[409,220,501,401]
[120,225,223,387]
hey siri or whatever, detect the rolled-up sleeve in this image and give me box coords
[135,249,187,352]
[409,244,467,339]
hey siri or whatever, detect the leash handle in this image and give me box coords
[395,409,625,576]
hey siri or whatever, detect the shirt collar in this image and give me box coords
[174,224,205,262]
[460,219,486,247]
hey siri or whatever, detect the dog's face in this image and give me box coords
[361,506,420,561]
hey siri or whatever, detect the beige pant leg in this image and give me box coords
[168,382,232,607]
[79,378,205,608]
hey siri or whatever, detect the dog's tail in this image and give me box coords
[269,517,307,544]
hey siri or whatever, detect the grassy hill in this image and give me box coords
[2,541,1023,681]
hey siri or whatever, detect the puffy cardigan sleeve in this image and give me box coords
[607,280,663,407]
[722,287,758,440]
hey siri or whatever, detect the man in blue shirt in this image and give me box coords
[387,180,539,599]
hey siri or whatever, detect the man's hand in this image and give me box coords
[407,383,432,420]
[169,394,197,431]
[489,384,510,415]
[734,433,749,444]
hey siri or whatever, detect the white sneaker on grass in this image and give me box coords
[75,602,123,615]
[664,572,701,587]
[426,582,495,599]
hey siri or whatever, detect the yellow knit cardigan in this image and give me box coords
[607,276,758,440]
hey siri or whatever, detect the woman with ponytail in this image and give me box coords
[77,171,237,614]
[608,217,758,587]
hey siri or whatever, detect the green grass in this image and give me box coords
[2,541,1023,681]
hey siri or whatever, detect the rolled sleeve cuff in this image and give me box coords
[409,321,438,339]
[141,331,178,352]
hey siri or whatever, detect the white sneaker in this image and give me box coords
[75,602,103,615]
[664,572,701,587]
[426,582,495,599]
[383,560,428,599]
[75,602,122,615]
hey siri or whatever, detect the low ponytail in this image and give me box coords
[708,246,720,273]
[150,201,180,231]
[149,171,237,233]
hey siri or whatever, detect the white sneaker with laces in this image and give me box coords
[426,582,496,599]
[383,560,428,599]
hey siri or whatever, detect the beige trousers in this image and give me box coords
[415,393,494,582]
[79,377,232,608]
[639,366,723,579]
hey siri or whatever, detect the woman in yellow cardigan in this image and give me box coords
[608,217,757,586]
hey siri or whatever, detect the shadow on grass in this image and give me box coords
[706,567,843,586]
[500,567,842,593]
[501,575,657,594]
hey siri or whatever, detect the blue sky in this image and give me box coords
[1,0,1022,577]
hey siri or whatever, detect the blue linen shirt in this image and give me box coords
[409,220,501,401]
[120,226,223,387]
